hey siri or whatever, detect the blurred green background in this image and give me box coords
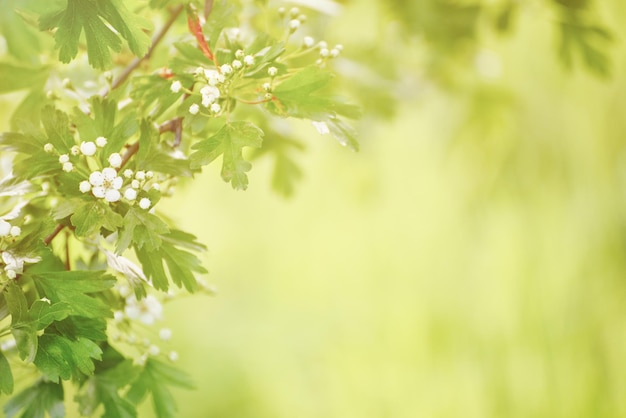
[152,1,626,417]
[5,0,626,416]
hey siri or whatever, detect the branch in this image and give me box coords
[102,5,184,96]
[44,224,65,246]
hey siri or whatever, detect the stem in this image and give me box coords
[44,224,65,246]
[102,5,184,96]
[64,231,71,271]
[120,142,140,169]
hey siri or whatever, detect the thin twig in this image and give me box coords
[120,142,140,169]
[103,5,184,96]
[44,224,65,246]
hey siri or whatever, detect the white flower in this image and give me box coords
[102,167,118,181]
[220,64,233,75]
[90,168,122,201]
[108,153,122,168]
[62,162,73,172]
[123,169,134,178]
[243,55,255,66]
[235,49,245,59]
[262,82,271,91]
[9,226,20,237]
[80,141,97,156]
[105,189,121,203]
[159,328,172,341]
[145,171,154,179]
[170,80,182,93]
[189,103,200,115]
[202,95,215,108]
[79,180,91,193]
[148,345,160,356]
[113,311,124,322]
[330,48,340,58]
[0,220,11,236]
[131,179,140,189]
[89,171,104,187]
[124,188,137,200]
[95,136,108,147]
[268,66,278,76]
[200,85,220,98]
[288,19,300,30]
[71,145,80,155]
[1,251,41,278]
[319,48,329,58]
[318,41,328,49]
[334,44,343,51]
[210,103,221,113]
[92,187,106,198]
[44,143,54,153]
[168,351,179,362]
[139,198,151,210]
[303,36,314,48]
[135,171,146,181]
[124,294,162,325]
[151,183,160,191]
[232,59,242,69]
[59,154,69,164]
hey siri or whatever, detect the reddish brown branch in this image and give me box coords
[44,224,65,246]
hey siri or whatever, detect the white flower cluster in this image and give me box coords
[0,219,21,239]
[45,136,109,173]
[314,41,343,62]
[278,7,307,33]
[81,167,156,209]
[111,289,179,364]
[1,250,40,280]
[184,50,257,115]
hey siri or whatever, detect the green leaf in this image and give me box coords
[135,231,207,292]
[41,0,152,69]
[29,300,72,330]
[54,316,108,341]
[31,271,116,319]
[0,62,48,93]
[4,380,65,418]
[41,106,75,152]
[71,200,124,238]
[77,359,139,418]
[117,207,170,254]
[5,282,37,362]
[126,358,194,418]
[0,351,13,395]
[0,2,43,61]
[135,120,193,177]
[190,121,264,190]
[34,334,102,382]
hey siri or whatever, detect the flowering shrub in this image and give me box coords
[0,1,358,416]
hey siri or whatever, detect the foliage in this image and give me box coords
[0,1,359,416]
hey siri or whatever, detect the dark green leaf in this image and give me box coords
[34,334,102,382]
[31,271,115,319]
[5,282,37,362]
[29,300,72,330]
[42,0,151,69]
[117,207,170,253]
[71,200,124,238]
